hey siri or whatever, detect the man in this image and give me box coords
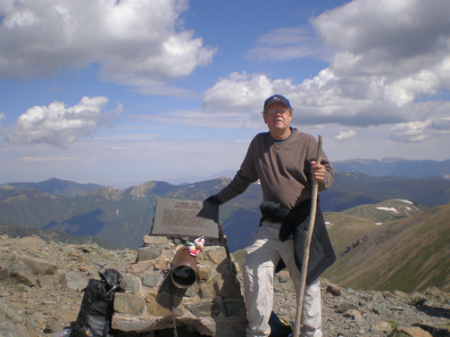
[207,94,335,337]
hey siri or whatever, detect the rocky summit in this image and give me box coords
[1,234,450,337]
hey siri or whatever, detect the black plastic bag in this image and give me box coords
[69,269,122,337]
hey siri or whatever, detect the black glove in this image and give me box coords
[205,195,222,205]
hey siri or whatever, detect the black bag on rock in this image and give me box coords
[69,269,123,337]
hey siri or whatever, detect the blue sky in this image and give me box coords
[1,0,450,188]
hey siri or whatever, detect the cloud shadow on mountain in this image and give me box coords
[44,209,106,237]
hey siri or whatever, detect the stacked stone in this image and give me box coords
[112,235,247,337]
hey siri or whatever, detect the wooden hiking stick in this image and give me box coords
[293,135,322,337]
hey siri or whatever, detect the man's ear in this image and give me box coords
[263,113,268,125]
[287,110,293,121]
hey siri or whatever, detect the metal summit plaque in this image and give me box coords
[151,198,219,238]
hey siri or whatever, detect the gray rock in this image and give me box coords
[120,274,140,291]
[114,292,145,315]
[60,271,87,291]
[343,309,365,325]
[376,307,392,317]
[37,275,55,289]
[143,271,161,288]
[24,312,45,331]
[185,285,198,298]
[20,256,57,275]
[137,246,161,262]
[43,318,58,333]
[326,282,344,296]
[0,298,23,323]
[8,266,35,287]
[408,292,426,306]
[186,302,222,318]
[336,302,358,313]
[0,314,28,337]
[143,235,168,246]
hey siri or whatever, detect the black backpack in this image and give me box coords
[69,269,123,337]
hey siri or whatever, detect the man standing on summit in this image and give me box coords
[206,94,336,337]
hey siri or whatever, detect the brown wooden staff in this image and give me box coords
[293,135,322,337]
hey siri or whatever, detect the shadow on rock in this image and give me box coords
[416,305,450,320]
[413,323,450,337]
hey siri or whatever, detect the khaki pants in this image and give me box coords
[243,221,322,337]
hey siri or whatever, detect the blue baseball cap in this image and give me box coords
[263,94,292,112]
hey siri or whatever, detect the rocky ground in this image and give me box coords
[272,273,450,337]
[1,234,449,337]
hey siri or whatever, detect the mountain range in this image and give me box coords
[1,157,449,293]
[6,177,103,197]
[1,171,450,252]
[332,157,450,179]
[206,158,450,181]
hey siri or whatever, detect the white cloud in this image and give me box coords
[0,112,5,124]
[0,0,216,94]
[383,70,440,106]
[112,147,140,151]
[22,156,73,162]
[388,112,450,143]
[4,96,121,148]
[201,71,397,125]
[135,108,263,130]
[313,0,450,65]
[202,0,450,143]
[311,0,450,97]
[244,27,333,61]
[389,120,433,143]
[202,72,296,112]
[334,130,356,141]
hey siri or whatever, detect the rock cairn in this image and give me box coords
[1,234,450,337]
[112,234,247,336]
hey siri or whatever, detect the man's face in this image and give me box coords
[263,102,293,133]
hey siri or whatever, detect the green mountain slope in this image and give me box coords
[0,186,76,228]
[323,212,376,256]
[341,199,429,223]
[323,203,450,293]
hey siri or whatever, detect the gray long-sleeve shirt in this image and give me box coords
[217,129,334,209]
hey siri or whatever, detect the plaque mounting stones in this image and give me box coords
[151,198,219,238]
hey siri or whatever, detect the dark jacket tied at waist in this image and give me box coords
[259,198,336,286]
